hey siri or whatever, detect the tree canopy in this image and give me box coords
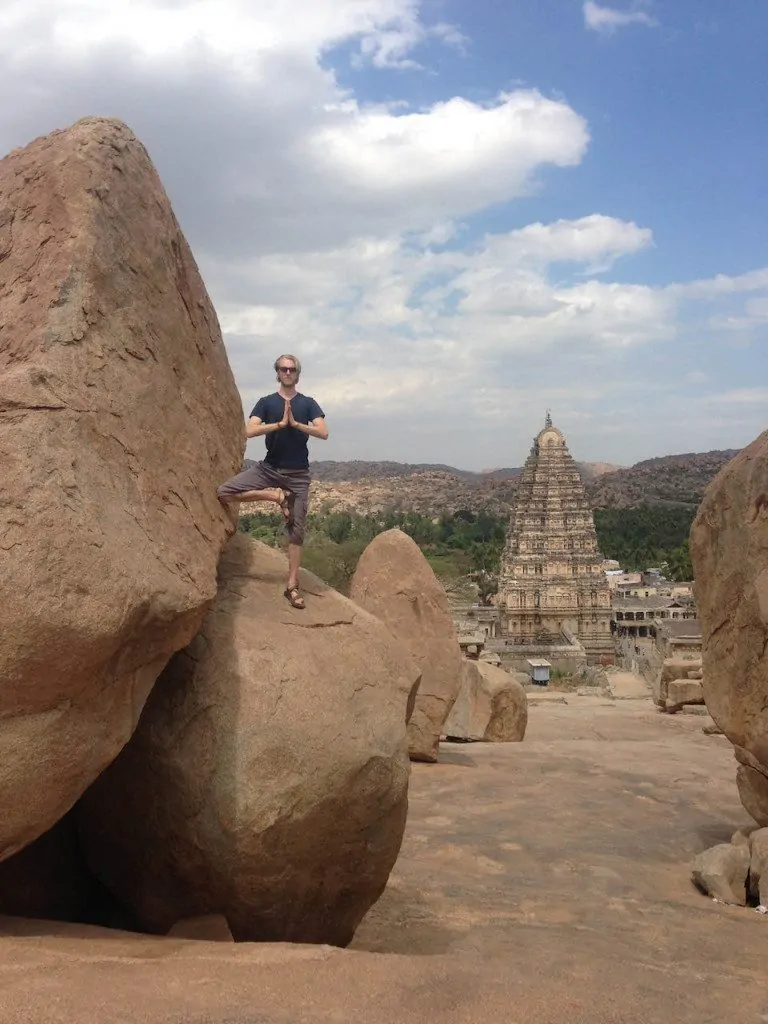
[238,503,696,592]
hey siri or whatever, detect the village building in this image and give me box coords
[613,595,697,639]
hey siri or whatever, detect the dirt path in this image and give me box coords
[605,667,653,699]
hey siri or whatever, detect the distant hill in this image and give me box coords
[291,451,736,517]
[309,469,516,517]
[311,460,485,482]
[308,459,621,517]
[312,460,620,484]
[585,450,739,509]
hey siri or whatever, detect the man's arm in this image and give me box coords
[290,415,329,440]
[246,403,290,438]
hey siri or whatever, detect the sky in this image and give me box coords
[0,0,765,470]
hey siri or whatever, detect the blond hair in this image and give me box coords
[274,354,301,374]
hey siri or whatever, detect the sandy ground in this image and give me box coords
[1,698,767,1023]
[605,667,653,699]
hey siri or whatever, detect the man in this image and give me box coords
[217,354,328,609]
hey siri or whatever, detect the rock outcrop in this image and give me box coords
[655,657,704,713]
[690,432,768,823]
[664,679,705,714]
[735,747,768,827]
[78,535,418,946]
[349,529,462,762]
[444,660,528,743]
[691,843,749,906]
[0,118,243,860]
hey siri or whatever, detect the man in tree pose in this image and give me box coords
[217,354,328,609]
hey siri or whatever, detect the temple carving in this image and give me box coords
[496,416,613,660]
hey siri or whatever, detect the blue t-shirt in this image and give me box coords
[251,392,325,469]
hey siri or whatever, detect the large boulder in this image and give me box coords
[78,535,419,946]
[690,432,768,821]
[0,118,243,859]
[444,660,528,743]
[349,529,462,762]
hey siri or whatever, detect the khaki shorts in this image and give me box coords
[217,460,311,545]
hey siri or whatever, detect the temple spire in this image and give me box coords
[545,409,552,428]
[497,417,613,660]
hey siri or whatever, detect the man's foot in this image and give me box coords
[273,488,295,523]
[283,585,305,609]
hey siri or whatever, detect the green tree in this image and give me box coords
[326,511,353,544]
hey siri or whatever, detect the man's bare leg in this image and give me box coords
[287,542,302,589]
[219,487,292,521]
[284,542,305,608]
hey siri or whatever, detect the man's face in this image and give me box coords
[276,360,299,384]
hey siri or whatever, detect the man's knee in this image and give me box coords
[286,526,305,546]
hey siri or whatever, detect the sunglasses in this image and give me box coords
[277,366,297,373]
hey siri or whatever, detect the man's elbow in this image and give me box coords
[319,427,329,440]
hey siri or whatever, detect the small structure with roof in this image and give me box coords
[526,658,552,686]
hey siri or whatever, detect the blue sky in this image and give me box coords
[0,1,765,468]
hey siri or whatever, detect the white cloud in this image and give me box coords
[354,14,468,68]
[669,268,768,300]
[454,214,652,272]
[0,2,586,264]
[684,370,709,385]
[0,0,763,469]
[583,1,657,34]
[704,388,768,406]
[310,91,588,211]
[0,0,440,66]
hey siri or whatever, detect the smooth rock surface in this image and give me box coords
[690,431,768,818]
[350,529,462,762]
[730,826,753,849]
[0,117,242,859]
[2,700,767,1024]
[444,660,528,742]
[736,763,768,827]
[691,843,748,905]
[79,534,418,945]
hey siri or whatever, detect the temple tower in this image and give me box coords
[496,416,613,660]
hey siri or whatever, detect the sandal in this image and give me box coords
[275,488,295,524]
[284,586,305,610]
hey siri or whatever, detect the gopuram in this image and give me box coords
[495,414,614,662]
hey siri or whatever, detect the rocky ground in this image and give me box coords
[2,697,766,1024]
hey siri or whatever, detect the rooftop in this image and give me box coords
[656,619,702,638]
[614,596,675,609]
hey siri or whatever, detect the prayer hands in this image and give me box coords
[287,401,297,427]
[279,400,290,429]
